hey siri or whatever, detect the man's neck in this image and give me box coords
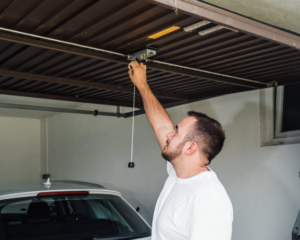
[171,157,209,179]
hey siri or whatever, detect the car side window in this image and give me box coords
[1,200,31,214]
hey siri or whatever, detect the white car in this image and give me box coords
[0,180,151,240]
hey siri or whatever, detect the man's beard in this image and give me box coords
[161,140,186,162]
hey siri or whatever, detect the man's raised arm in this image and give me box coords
[128,61,174,150]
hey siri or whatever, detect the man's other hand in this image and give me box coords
[128,61,147,89]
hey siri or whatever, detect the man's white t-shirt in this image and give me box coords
[151,162,233,240]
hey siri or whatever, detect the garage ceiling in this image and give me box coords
[0,0,299,112]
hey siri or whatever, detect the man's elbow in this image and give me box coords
[154,125,173,136]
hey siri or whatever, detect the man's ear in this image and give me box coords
[184,142,198,155]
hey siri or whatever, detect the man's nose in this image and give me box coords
[166,130,175,139]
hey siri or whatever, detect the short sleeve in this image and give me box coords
[189,205,233,240]
[166,161,174,175]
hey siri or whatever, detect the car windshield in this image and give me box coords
[0,193,151,240]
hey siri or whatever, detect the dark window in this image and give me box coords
[282,83,300,132]
[0,194,151,240]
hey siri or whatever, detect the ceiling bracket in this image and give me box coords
[267,81,278,87]
[128,47,157,61]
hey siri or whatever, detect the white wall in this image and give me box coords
[0,117,42,181]
[47,90,300,240]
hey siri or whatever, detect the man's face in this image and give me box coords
[161,117,197,162]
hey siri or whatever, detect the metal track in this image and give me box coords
[146,59,269,86]
[0,27,130,58]
[0,103,123,117]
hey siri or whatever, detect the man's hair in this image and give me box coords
[185,111,225,164]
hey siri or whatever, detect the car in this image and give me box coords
[0,179,151,240]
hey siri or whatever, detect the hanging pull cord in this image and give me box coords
[130,85,136,164]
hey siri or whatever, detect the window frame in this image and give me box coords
[275,86,300,138]
[259,87,300,146]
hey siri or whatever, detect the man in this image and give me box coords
[128,61,233,240]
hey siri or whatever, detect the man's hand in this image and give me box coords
[128,61,147,90]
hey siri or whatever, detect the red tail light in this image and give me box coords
[37,191,89,196]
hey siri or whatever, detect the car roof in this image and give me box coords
[0,180,121,200]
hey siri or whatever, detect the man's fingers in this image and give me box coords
[128,69,133,78]
[128,61,133,70]
[128,61,136,69]
[130,61,139,68]
[139,62,147,71]
[128,60,146,73]
[142,63,147,71]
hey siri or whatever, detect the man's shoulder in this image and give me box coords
[185,172,230,203]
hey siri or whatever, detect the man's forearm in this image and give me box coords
[139,84,173,134]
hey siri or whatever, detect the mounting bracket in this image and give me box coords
[128,47,157,61]
[267,81,278,87]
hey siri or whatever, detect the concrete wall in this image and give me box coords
[0,117,41,181]
[47,90,300,240]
